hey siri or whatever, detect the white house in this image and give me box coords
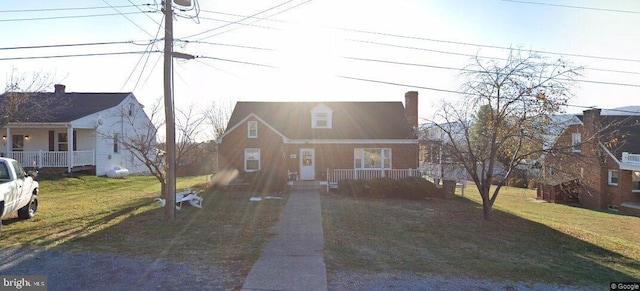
[1,84,155,176]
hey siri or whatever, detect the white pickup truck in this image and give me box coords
[0,157,39,236]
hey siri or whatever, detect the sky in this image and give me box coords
[2,0,640,136]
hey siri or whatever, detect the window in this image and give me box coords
[113,133,119,153]
[248,121,258,138]
[12,135,24,151]
[58,133,68,151]
[633,171,640,193]
[128,103,135,116]
[11,161,25,179]
[244,148,260,172]
[314,112,328,128]
[311,104,332,129]
[571,133,581,152]
[354,148,392,169]
[608,169,618,186]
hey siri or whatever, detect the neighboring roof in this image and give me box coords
[225,102,415,140]
[596,115,640,157]
[0,92,131,122]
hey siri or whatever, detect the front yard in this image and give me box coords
[2,175,639,289]
[321,185,640,287]
[0,175,289,289]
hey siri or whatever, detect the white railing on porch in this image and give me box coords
[327,168,422,187]
[622,152,640,164]
[10,150,95,168]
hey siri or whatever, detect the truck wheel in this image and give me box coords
[18,195,38,219]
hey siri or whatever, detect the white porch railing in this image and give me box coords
[622,152,640,164]
[10,150,95,168]
[327,168,422,188]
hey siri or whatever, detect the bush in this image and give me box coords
[369,178,398,199]
[528,179,538,190]
[338,179,368,197]
[247,169,286,194]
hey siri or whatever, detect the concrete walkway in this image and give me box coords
[242,189,328,291]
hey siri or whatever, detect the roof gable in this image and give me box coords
[225,101,415,140]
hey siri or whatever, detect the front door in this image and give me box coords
[299,148,315,180]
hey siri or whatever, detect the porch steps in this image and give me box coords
[291,180,322,190]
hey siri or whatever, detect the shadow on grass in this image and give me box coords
[321,193,640,287]
[2,190,289,290]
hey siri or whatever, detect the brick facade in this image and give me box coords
[543,109,640,211]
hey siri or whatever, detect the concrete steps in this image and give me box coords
[290,180,322,190]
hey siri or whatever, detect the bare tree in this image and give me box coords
[432,49,581,220]
[99,99,206,219]
[202,99,234,141]
[1,68,61,128]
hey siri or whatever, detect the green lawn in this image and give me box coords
[321,185,640,287]
[0,175,289,289]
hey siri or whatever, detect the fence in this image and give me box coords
[10,150,95,169]
[327,168,422,188]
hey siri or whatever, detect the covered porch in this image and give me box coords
[2,122,97,173]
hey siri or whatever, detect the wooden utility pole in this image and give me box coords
[163,0,176,221]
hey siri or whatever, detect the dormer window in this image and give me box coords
[311,104,332,129]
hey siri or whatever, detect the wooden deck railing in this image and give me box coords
[327,168,422,188]
[10,150,95,168]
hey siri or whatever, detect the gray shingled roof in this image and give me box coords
[0,92,131,123]
[226,101,415,140]
[577,114,640,157]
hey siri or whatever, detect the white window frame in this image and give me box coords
[311,104,332,129]
[632,171,640,193]
[244,148,260,172]
[247,121,258,138]
[571,133,581,152]
[608,169,618,186]
[354,148,392,169]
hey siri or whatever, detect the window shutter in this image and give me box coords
[48,131,54,151]
[73,130,77,150]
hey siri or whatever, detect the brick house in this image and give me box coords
[541,108,640,216]
[217,92,421,185]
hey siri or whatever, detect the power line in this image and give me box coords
[344,56,640,88]
[0,51,160,61]
[349,39,640,76]
[197,0,313,40]
[340,28,640,63]
[501,0,640,14]
[199,9,288,23]
[101,0,155,38]
[182,0,299,40]
[0,40,140,50]
[195,55,274,68]
[0,4,150,13]
[176,39,273,51]
[0,11,151,22]
[197,16,280,30]
[338,75,640,114]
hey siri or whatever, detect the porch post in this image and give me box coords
[4,127,10,157]
[67,126,74,172]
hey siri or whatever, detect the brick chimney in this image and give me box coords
[404,91,418,129]
[54,84,66,94]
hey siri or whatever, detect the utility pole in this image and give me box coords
[163,0,176,221]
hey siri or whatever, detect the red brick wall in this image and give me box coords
[218,117,286,177]
[544,110,640,210]
[219,118,419,180]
